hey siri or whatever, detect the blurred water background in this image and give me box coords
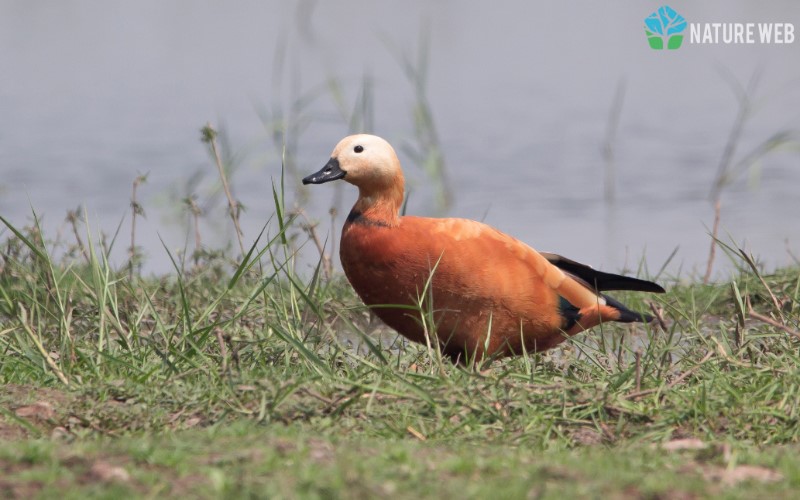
[1,1,799,278]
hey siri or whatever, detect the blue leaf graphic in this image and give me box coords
[658,6,687,35]
[644,5,687,38]
[644,13,664,35]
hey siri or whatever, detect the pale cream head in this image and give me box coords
[330,134,403,188]
[302,134,406,222]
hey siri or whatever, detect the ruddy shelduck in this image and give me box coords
[303,134,665,362]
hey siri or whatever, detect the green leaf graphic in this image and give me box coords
[667,34,683,50]
[645,30,664,50]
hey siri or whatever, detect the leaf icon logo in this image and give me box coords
[645,5,687,50]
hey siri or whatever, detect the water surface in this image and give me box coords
[1,1,799,277]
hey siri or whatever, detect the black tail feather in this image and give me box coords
[603,294,654,323]
[542,252,666,293]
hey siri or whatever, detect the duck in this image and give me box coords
[303,134,665,362]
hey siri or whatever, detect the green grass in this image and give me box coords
[1,192,799,497]
[2,419,799,498]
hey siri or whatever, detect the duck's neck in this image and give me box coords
[349,176,404,228]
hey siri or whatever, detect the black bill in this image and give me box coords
[302,157,346,185]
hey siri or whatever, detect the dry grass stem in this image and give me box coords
[703,200,721,285]
[406,426,426,441]
[203,123,245,257]
[625,350,714,400]
[65,208,90,264]
[747,297,800,340]
[602,79,626,204]
[215,328,229,374]
[738,249,784,319]
[294,209,332,280]
[649,301,668,331]
[184,196,203,260]
[129,174,147,279]
[18,305,70,387]
[635,351,642,392]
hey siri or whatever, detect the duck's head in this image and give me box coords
[302,134,403,191]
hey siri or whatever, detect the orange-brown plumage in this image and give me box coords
[303,134,665,361]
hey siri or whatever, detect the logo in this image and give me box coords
[644,5,795,48]
[644,6,687,50]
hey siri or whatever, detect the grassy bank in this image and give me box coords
[1,207,799,498]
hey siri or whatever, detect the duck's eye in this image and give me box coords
[354,145,364,153]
